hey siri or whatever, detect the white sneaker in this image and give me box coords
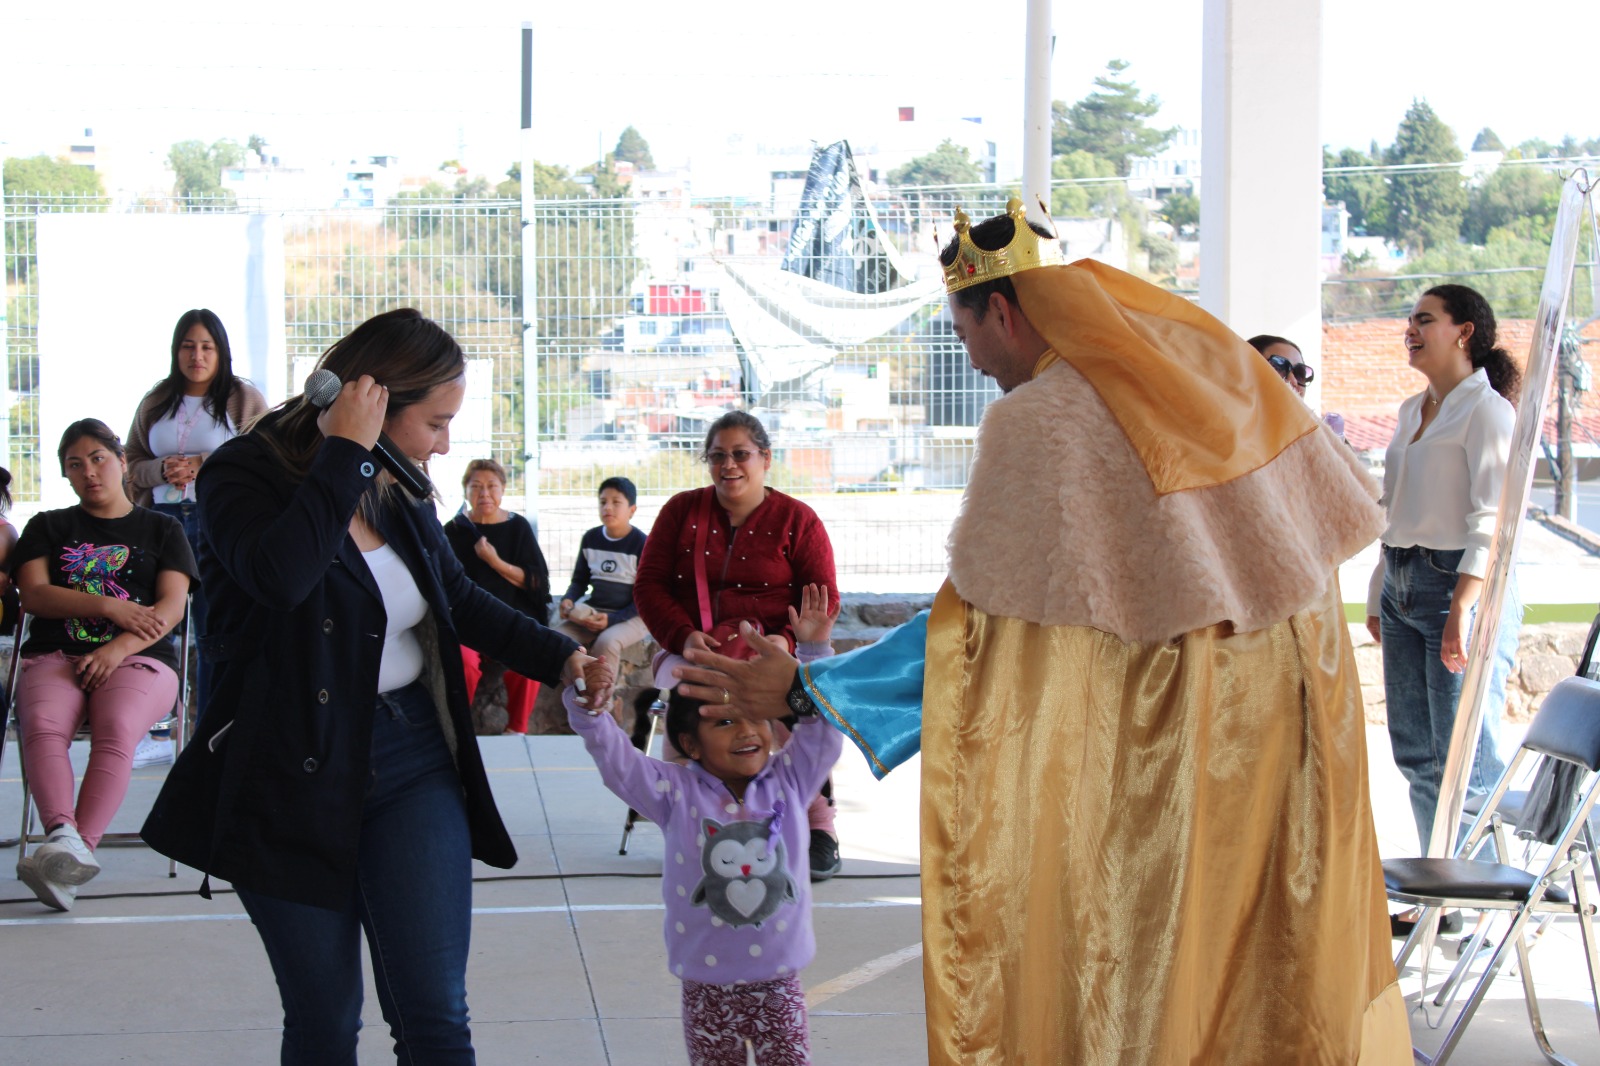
[132,735,174,768]
[32,825,101,886]
[17,855,78,912]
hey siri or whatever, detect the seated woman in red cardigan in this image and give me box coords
[634,411,845,880]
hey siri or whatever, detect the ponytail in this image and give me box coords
[1423,284,1522,406]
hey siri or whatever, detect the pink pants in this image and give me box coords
[459,646,542,733]
[681,973,809,1065]
[16,651,179,848]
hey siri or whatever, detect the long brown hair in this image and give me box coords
[254,308,464,509]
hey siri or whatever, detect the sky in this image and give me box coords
[6,0,1597,192]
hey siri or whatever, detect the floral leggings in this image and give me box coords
[681,974,809,1065]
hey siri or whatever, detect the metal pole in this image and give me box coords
[0,171,10,471]
[1555,334,1576,521]
[519,21,540,516]
[1021,0,1053,229]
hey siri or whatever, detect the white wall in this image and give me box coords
[35,213,286,509]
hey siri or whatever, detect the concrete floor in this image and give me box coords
[1,722,1597,1065]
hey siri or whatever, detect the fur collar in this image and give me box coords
[948,361,1384,642]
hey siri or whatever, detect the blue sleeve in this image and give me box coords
[800,612,926,780]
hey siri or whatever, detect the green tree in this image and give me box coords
[4,156,109,285]
[1051,59,1174,176]
[578,152,631,198]
[614,126,654,171]
[1322,145,1390,237]
[1159,188,1199,236]
[889,140,982,186]
[4,155,105,198]
[1462,165,1562,244]
[1470,127,1504,152]
[1385,101,1465,253]
[495,161,587,199]
[168,138,244,209]
[1049,150,1124,217]
[247,133,268,158]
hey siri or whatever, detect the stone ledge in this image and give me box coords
[1351,621,1593,726]
[503,595,1590,736]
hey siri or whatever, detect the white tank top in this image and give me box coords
[362,543,427,693]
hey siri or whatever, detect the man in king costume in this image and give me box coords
[677,201,1411,1064]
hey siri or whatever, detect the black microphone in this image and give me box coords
[303,369,435,499]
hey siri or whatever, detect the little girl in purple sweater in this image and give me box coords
[565,584,841,1066]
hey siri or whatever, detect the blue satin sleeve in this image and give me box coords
[800,612,927,779]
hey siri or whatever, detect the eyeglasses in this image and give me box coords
[1266,355,1315,386]
[705,449,763,466]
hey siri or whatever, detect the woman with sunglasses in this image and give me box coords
[1248,334,1345,437]
[1247,334,1315,397]
[633,410,845,879]
[1365,285,1523,934]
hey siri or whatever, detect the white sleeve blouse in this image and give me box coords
[1377,367,1514,582]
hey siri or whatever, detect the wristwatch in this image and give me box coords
[785,669,818,718]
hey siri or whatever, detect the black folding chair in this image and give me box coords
[1384,674,1600,1066]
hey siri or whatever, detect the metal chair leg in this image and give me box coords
[618,698,664,856]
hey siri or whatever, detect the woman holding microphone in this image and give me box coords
[143,308,590,1064]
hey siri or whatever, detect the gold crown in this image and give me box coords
[942,197,1064,295]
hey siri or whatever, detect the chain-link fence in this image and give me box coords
[3,184,1027,585]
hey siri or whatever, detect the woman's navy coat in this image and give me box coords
[142,433,579,909]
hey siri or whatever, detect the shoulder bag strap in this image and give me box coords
[692,489,715,633]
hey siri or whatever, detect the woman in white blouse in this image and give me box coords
[1365,285,1522,898]
[126,309,268,716]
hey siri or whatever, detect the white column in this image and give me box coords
[519,21,540,513]
[1021,0,1054,230]
[1200,0,1324,397]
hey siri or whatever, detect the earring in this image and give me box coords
[1458,337,1466,349]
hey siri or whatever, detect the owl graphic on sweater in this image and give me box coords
[690,815,798,928]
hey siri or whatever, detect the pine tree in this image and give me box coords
[614,126,654,171]
[1051,60,1174,177]
[1386,100,1465,253]
[1322,146,1389,237]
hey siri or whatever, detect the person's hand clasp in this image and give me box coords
[75,644,130,692]
[105,598,166,641]
[676,622,798,721]
[162,455,196,487]
[788,582,838,645]
[578,656,615,711]
[316,374,387,450]
[582,611,609,633]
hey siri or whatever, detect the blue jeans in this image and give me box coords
[152,502,211,718]
[237,681,475,1065]
[1380,546,1521,852]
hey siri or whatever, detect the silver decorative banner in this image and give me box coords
[1428,174,1591,861]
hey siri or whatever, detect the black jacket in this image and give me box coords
[141,431,580,909]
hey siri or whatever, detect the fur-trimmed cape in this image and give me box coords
[947,359,1384,643]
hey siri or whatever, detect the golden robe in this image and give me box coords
[802,261,1411,1064]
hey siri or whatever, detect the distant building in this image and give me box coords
[1128,126,1202,197]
